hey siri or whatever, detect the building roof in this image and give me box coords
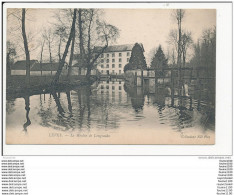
[11,60,62,71]
[105,44,135,52]
[94,44,139,53]
[30,63,60,71]
[11,60,38,70]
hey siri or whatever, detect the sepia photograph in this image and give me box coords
[5,7,216,144]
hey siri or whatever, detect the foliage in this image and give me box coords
[168,28,193,67]
[7,41,16,64]
[6,41,17,76]
[150,45,168,70]
[124,63,131,72]
[190,27,216,69]
[125,43,147,71]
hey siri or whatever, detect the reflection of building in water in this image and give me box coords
[123,83,146,112]
[97,80,128,103]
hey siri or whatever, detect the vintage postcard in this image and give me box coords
[5,7,216,144]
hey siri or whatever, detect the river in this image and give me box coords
[6,79,215,144]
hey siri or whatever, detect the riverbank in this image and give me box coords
[6,75,98,98]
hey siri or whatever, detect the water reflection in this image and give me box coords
[124,84,144,112]
[6,78,215,134]
[23,94,31,132]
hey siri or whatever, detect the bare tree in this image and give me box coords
[51,8,119,83]
[67,20,76,81]
[167,29,178,66]
[171,48,176,66]
[8,9,39,65]
[22,8,30,87]
[172,9,185,68]
[87,21,119,79]
[6,41,16,77]
[52,8,77,85]
[77,9,119,80]
[39,39,45,76]
[181,31,193,67]
[168,29,178,52]
[53,9,77,81]
[42,28,54,75]
[78,9,85,67]
[54,26,67,62]
[168,12,192,67]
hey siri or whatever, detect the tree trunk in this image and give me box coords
[86,10,94,80]
[86,66,92,80]
[22,8,30,87]
[182,49,186,67]
[66,91,72,113]
[177,9,183,97]
[40,40,45,77]
[177,10,182,68]
[6,53,11,77]
[49,42,52,75]
[58,37,61,62]
[78,9,85,67]
[67,25,76,82]
[51,8,77,86]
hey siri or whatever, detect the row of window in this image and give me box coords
[103,81,122,84]
[101,64,122,68]
[101,85,122,90]
[101,58,129,63]
[101,52,130,58]
[101,70,122,74]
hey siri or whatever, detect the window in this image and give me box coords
[101,85,104,89]
[127,52,130,56]
[101,54,104,58]
[107,53,109,57]
[106,64,109,68]
[119,58,122,62]
[127,58,129,62]
[112,86,115,90]
[112,70,115,74]
[101,64,104,68]
[119,70,121,74]
[112,64,115,68]
[119,86,122,90]
[106,59,109,63]
[119,81,121,84]
[112,53,115,57]
[106,85,109,89]
[119,64,122,68]
[101,70,103,73]
[112,59,115,63]
[101,59,104,63]
[119,53,122,57]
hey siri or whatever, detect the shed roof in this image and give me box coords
[30,63,60,71]
[11,60,38,70]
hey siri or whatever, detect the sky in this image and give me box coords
[7,8,216,64]
[103,9,216,62]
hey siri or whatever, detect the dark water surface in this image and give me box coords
[6,79,215,135]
